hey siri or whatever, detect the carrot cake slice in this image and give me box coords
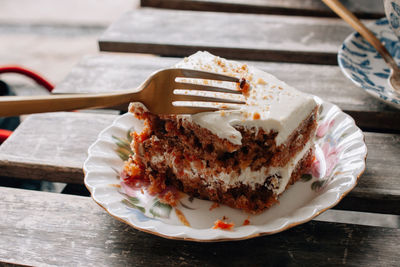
[122,51,318,214]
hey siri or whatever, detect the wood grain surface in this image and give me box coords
[0,186,399,266]
[54,54,400,132]
[141,0,385,19]
[0,112,399,215]
[98,9,357,64]
[0,112,116,184]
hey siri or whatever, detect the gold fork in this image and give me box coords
[0,68,243,117]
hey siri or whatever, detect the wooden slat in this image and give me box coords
[353,133,400,200]
[141,0,384,19]
[1,187,399,266]
[98,9,357,65]
[0,112,116,184]
[54,55,400,132]
[0,112,399,214]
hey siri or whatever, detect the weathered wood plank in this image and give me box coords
[354,133,400,199]
[141,0,384,19]
[54,54,400,132]
[0,112,116,184]
[54,54,173,94]
[0,187,399,266]
[98,9,357,64]
[0,112,399,215]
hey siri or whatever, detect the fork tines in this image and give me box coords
[173,68,245,106]
[174,82,242,95]
[175,68,240,83]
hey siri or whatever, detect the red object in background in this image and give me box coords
[0,65,54,143]
[0,65,54,92]
[0,129,13,144]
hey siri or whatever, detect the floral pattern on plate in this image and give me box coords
[338,17,400,109]
[84,97,367,241]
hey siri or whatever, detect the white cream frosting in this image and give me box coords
[174,51,317,146]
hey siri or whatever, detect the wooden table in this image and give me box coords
[1,1,399,266]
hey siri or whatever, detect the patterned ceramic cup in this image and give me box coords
[384,0,400,40]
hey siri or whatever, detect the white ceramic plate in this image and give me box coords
[338,17,400,109]
[84,97,367,241]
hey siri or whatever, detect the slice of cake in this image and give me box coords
[122,51,318,214]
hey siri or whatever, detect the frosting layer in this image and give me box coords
[175,51,317,146]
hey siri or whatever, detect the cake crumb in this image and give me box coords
[257,78,267,85]
[243,219,250,226]
[209,202,220,211]
[213,219,234,230]
[238,78,251,97]
[271,85,276,89]
[220,111,226,117]
[253,113,260,120]
[278,86,283,90]
[215,58,226,68]
[160,190,179,206]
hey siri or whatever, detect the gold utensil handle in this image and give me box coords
[0,92,132,117]
[322,0,398,70]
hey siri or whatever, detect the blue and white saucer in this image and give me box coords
[338,18,400,109]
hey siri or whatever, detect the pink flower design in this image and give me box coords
[322,143,340,177]
[310,158,321,178]
[310,143,340,179]
[309,119,340,191]
[120,181,140,197]
[317,120,335,138]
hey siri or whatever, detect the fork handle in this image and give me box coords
[0,91,137,117]
[322,0,399,71]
